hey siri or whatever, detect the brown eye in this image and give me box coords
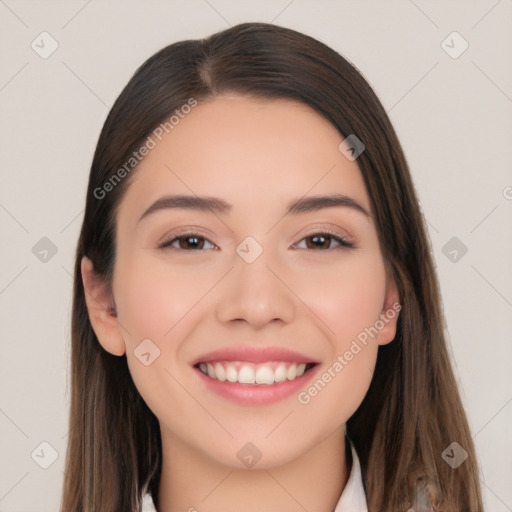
[159,233,216,251]
[294,232,354,250]
[306,234,330,250]
[177,235,205,250]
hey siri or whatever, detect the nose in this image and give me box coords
[215,248,296,330]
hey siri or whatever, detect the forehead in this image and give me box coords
[118,94,371,221]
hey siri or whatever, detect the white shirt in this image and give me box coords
[141,440,368,512]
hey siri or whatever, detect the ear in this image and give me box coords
[376,275,401,346]
[81,256,126,356]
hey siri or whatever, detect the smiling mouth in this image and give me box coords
[194,361,317,385]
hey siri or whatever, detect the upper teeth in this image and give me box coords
[198,361,308,385]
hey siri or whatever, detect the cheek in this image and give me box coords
[293,251,385,412]
[295,257,385,421]
[296,251,387,342]
[113,253,206,416]
[113,252,209,346]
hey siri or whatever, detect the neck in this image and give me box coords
[156,427,350,512]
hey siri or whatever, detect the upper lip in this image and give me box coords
[192,346,319,365]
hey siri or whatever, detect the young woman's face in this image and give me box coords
[93,94,399,468]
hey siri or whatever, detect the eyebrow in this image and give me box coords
[137,193,371,223]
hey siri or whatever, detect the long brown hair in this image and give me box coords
[60,22,483,512]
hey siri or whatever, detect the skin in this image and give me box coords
[82,94,400,512]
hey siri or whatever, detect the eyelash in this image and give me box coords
[157,229,356,252]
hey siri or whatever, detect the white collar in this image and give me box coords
[141,439,368,512]
[333,439,368,512]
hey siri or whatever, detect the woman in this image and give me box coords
[60,22,483,512]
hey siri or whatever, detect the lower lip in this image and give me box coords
[194,364,320,406]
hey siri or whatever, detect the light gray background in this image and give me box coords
[1,1,511,511]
